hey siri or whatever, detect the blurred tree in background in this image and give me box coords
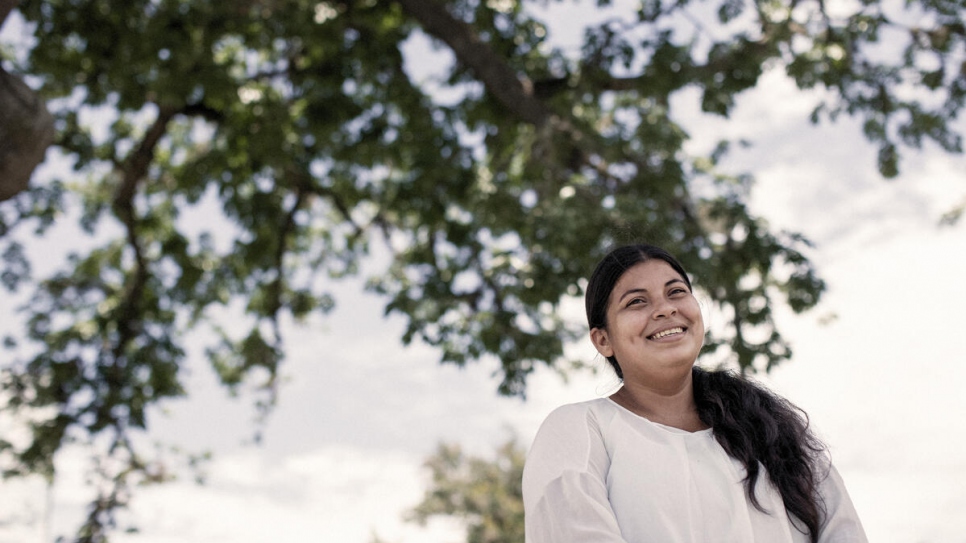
[404,439,525,543]
[0,0,963,539]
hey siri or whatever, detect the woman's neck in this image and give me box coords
[611,372,708,432]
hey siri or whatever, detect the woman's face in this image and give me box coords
[590,259,704,382]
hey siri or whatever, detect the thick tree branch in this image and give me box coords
[396,0,552,127]
[1,1,55,202]
[396,0,605,178]
[0,65,55,202]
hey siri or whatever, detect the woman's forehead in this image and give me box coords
[614,260,684,287]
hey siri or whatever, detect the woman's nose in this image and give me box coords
[653,300,677,318]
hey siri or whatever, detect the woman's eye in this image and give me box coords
[669,288,687,296]
[627,298,646,307]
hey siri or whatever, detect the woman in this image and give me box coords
[522,244,867,542]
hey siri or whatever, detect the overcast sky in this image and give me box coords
[2,3,966,543]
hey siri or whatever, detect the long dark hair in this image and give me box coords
[585,244,827,542]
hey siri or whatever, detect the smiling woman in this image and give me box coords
[589,258,705,415]
[522,244,868,543]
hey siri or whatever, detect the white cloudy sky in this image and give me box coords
[3,3,966,543]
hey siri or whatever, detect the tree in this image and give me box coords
[406,438,525,543]
[0,0,963,539]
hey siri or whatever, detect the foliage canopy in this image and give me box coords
[1,0,964,539]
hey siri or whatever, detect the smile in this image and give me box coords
[648,327,685,340]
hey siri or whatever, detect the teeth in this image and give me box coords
[650,327,683,339]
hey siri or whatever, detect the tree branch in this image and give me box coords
[1,1,55,202]
[395,0,551,127]
[113,105,178,214]
[0,65,55,202]
[109,105,177,370]
[397,0,701,241]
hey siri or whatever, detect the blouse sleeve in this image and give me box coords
[817,463,869,543]
[522,404,629,543]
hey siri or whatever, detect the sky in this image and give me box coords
[3,3,966,543]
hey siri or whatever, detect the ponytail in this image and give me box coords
[692,367,828,542]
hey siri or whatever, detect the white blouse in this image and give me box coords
[523,398,867,543]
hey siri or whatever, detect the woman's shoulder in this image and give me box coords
[541,397,615,422]
[533,397,619,437]
[525,398,617,480]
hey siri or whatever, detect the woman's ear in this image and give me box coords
[590,327,614,358]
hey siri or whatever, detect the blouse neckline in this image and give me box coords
[604,397,714,436]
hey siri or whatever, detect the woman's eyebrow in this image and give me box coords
[618,279,685,303]
[618,288,647,303]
